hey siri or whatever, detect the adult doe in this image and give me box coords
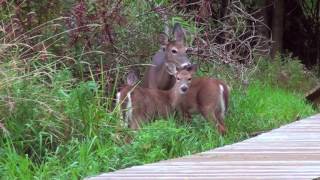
[143,23,191,90]
[179,67,230,135]
[117,64,196,130]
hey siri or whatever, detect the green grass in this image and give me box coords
[1,1,318,179]
[0,66,316,179]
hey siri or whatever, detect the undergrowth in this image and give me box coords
[0,61,316,179]
[0,0,318,179]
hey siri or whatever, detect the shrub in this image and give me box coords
[255,54,318,93]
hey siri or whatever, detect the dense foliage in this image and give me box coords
[0,0,318,179]
[0,62,316,179]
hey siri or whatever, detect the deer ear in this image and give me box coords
[186,47,193,53]
[173,23,185,43]
[159,32,169,47]
[165,63,177,75]
[126,71,139,86]
[188,64,198,73]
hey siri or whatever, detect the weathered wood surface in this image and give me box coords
[87,114,320,180]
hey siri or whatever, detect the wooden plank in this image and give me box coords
[157,155,320,162]
[90,176,317,180]
[86,114,320,180]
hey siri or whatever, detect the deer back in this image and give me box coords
[181,77,230,113]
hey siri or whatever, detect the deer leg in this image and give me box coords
[129,116,141,130]
[178,106,192,123]
[215,110,227,135]
[200,106,226,135]
[183,111,192,121]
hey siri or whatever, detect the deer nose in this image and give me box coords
[180,86,188,93]
[180,62,191,68]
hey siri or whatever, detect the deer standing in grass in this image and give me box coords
[143,23,191,90]
[178,66,230,135]
[117,64,196,130]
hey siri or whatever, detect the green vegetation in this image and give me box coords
[0,0,319,179]
[0,59,316,179]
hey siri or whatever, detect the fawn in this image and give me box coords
[117,64,196,130]
[178,66,230,135]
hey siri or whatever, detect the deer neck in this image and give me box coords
[157,60,175,90]
[168,86,183,108]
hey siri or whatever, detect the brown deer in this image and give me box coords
[178,67,230,135]
[143,23,191,90]
[117,64,196,130]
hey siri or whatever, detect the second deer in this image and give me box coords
[178,66,230,135]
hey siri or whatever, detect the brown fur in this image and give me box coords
[179,77,230,135]
[143,23,190,90]
[118,68,195,130]
[119,86,175,129]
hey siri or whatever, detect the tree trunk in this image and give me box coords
[217,0,230,44]
[255,0,272,57]
[219,0,230,19]
[271,0,285,59]
[316,0,320,76]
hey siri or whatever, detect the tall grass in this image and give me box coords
[0,30,317,179]
[0,60,316,178]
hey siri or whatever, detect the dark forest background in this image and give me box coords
[2,0,320,78]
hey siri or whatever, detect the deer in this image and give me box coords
[143,23,191,90]
[177,66,230,135]
[117,64,196,130]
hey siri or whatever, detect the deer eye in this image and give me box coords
[171,49,177,54]
[177,77,181,81]
[188,78,192,81]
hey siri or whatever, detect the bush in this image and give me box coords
[255,54,318,93]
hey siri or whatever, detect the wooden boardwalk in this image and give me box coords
[87,114,320,180]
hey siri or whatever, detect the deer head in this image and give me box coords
[159,23,191,69]
[126,70,139,86]
[166,63,197,94]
